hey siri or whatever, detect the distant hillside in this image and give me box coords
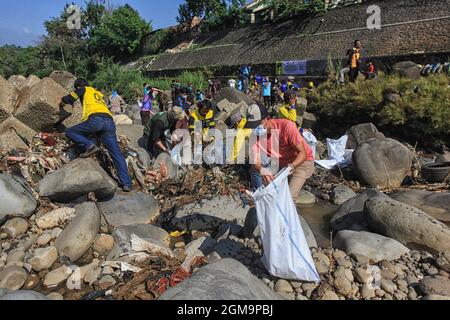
[127,0,450,77]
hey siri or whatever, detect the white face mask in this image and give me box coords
[255,125,267,137]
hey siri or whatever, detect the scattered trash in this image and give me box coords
[315,135,353,170]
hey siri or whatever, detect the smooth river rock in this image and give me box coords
[365,197,450,254]
[159,259,283,300]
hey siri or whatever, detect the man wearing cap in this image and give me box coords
[246,104,315,202]
[144,106,187,159]
[60,78,133,192]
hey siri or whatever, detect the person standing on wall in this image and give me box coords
[349,40,362,83]
[240,63,252,94]
[262,77,272,109]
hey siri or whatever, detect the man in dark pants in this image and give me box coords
[349,40,362,83]
[144,106,187,159]
[60,78,133,192]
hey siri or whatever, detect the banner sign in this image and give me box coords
[282,60,307,75]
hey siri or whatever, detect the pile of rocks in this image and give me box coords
[0,71,81,153]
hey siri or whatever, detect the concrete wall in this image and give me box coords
[137,0,450,76]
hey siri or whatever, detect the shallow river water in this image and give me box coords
[298,201,338,249]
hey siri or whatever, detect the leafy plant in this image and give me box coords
[89,4,152,60]
[309,73,450,145]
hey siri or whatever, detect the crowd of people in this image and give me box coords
[57,40,374,200]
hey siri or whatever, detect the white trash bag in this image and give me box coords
[302,130,318,159]
[315,135,353,170]
[251,168,320,282]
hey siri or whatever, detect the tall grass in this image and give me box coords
[147,70,209,92]
[92,62,208,102]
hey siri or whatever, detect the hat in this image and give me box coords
[244,104,269,129]
[288,76,295,81]
[169,106,187,121]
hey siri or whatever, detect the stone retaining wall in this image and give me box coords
[137,0,450,77]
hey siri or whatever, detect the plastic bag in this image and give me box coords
[316,135,353,170]
[251,168,320,282]
[170,144,183,167]
[328,135,348,163]
[302,130,318,159]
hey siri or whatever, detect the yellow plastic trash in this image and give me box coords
[170,231,188,238]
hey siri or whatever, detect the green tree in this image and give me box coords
[177,0,247,31]
[260,0,326,22]
[89,4,152,60]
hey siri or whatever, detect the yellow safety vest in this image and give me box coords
[70,87,112,122]
[189,109,215,140]
[278,104,297,123]
[232,119,253,163]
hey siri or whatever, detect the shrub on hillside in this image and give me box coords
[309,74,450,145]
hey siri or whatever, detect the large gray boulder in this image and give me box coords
[15,78,68,132]
[49,71,76,92]
[116,124,146,149]
[98,192,160,227]
[0,117,36,150]
[159,259,283,300]
[0,129,29,152]
[333,230,410,262]
[346,123,385,149]
[55,202,100,263]
[352,138,412,188]
[0,76,18,124]
[393,61,421,80]
[419,276,450,297]
[365,197,450,254]
[37,158,117,202]
[330,189,388,232]
[171,196,248,231]
[0,290,50,300]
[17,75,41,93]
[391,190,450,223]
[211,87,255,107]
[7,75,26,90]
[331,185,357,206]
[108,223,170,260]
[0,173,37,223]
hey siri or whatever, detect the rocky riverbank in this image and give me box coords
[0,73,449,301]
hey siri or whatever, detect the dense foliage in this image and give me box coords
[90,4,152,60]
[0,1,151,80]
[177,0,248,31]
[260,0,326,22]
[309,74,450,145]
[142,29,175,55]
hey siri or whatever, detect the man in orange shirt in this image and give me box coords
[247,104,315,201]
[349,40,362,83]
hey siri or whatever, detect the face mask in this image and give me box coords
[255,125,267,137]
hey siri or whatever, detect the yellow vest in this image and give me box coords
[71,87,112,122]
[232,119,253,163]
[278,104,297,123]
[189,109,215,140]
